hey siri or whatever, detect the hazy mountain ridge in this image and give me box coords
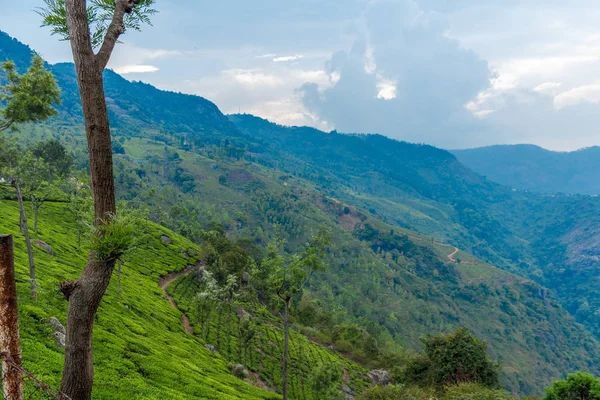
[453,144,600,195]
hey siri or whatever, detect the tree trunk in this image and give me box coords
[0,234,24,400]
[282,298,291,400]
[216,307,223,352]
[16,184,37,302]
[33,202,40,235]
[117,260,121,296]
[60,1,117,398]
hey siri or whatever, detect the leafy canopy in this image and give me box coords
[544,372,600,400]
[0,55,60,132]
[405,327,500,389]
[38,0,156,48]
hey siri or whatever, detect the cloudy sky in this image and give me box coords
[2,0,600,150]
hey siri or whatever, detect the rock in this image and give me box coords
[342,383,355,400]
[53,332,66,348]
[237,308,250,321]
[367,370,390,386]
[187,248,198,257]
[33,239,54,256]
[47,317,65,335]
[232,364,246,378]
[205,344,216,353]
[328,345,335,350]
[241,271,250,285]
[160,235,172,244]
[181,251,189,258]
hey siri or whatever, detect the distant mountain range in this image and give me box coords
[453,145,600,195]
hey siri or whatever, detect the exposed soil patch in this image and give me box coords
[159,265,195,335]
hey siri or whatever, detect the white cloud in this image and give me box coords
[376,78,397,100]
[534,81,562,93]
[225,69,284,87]
[273,55,304,62]
[113,65,160,74]
[554,83,600,109]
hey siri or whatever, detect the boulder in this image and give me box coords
[160,235,172,244]
[367,370,390,386]
[53,332,66,347]
[232,364,246,378]
[204,344,216,353]
[48,317,65,335]
[33,239,54,256]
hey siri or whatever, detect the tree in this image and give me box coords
[404,327,500,389]
[262,228,331,400]
[0,55,60,132]
[544,372,600,400]
[38,1,155,398]
[32,138,73,178]
[0,140,48,302]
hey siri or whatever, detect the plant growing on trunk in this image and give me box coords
[38,1,155,398]
[262,228,331,400]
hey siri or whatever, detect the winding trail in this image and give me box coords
[158,265,195,335]
[447,247,459,262]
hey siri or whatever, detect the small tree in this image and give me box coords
[0,55,60,132]
[0,142,49,302]
[263,228,332,400]
[544,372,600,400]
[404,327,500,389]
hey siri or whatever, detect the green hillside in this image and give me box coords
[0,199,280,399]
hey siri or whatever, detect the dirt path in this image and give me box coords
[159,265,195,335]
[447,247,459,262]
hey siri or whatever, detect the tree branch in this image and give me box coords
[96,0,139,70]
[0,118,14,132]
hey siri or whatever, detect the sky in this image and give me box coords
[2,0,600,150]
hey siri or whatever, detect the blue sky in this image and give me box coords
[2,0,600,150]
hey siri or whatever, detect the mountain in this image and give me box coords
[3,30,600,396]
[452,144,600,195]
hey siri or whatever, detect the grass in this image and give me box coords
[0,200,280,399]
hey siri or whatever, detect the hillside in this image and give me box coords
[0,200,280,399]
[452,144,600,195]
[3,30,600,396]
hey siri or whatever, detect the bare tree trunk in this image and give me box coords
[0,234,24,400]
[282,298,291,400]
[117,260,121,296]
[15,184,37,302]
[33,201,40,235]
[60,1,118,398]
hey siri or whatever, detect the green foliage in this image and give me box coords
[544,373,600,400]
[90,211,135,262]
[405,328,500,390]
[309,363,344,400]
[443,383,515,400]
[32,138,73,177]
[358,385,432,400]
[0,55,60,131]
[38,0,157,48]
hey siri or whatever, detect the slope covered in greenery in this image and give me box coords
[452,144,600,195]
[0,199,280,399]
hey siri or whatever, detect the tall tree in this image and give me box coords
[0,56,60,302]
[262,228,331,400]
[38,1,155,398]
